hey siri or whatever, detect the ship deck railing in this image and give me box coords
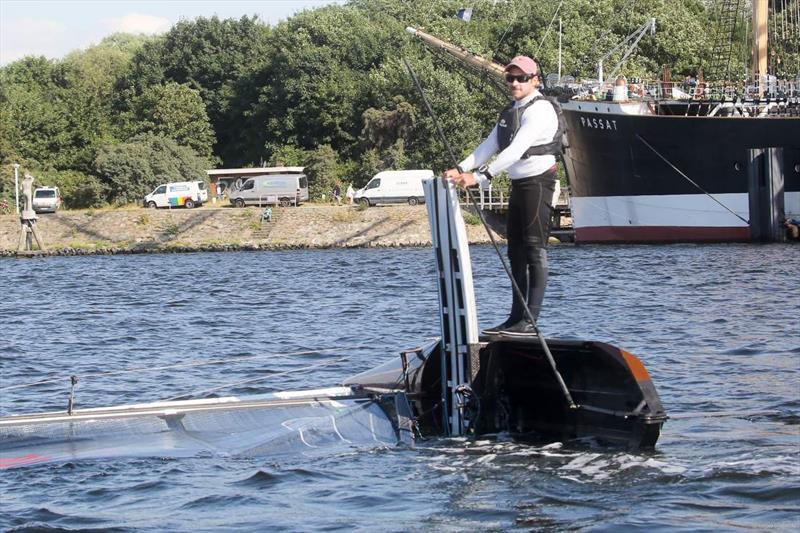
[562,76,800,104]
[457,184,508,210]
[456,185,571,211]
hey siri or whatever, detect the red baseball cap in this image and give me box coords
[505,55,538,75]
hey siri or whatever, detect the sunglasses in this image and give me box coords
[505,73,534,83]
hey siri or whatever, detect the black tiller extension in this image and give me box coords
[402,58,577,410]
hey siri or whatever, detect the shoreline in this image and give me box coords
[1,204,511,258]
[1,240,443,258]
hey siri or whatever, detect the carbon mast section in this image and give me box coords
[423,177,479,437]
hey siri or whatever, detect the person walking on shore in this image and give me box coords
[445,55,560,336]
[346,183,355,205]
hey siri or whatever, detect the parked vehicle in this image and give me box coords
[32,187,61,213]
[144,181,208,209]
[354,170,433,207]
[228,174,309,207]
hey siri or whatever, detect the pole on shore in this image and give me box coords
[13,163,20,215]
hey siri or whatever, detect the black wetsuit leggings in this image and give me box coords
[506,171,557,323]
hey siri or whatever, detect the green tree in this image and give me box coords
[63,33,152,108]
[94,133,210,204]
[354,149,383,188]
[125,82,216,159]
[268,144,308,167]
[0,36,149,174]
[361,96,417,151]
[0,58,72,169]
[304,144,342,200]
[242,5,399,166]
[61,33,153,162]
[116,16,272,162]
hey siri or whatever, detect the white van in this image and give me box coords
[355,170,433,206]
[144,181,208,209]
[32,186,61,213]
[228,174,309,207]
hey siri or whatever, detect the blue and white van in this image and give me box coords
[144,181,208,209]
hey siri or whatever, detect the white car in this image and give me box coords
[32,187,61,213]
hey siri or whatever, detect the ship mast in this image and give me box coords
[405,26,505,83]
[753,0,769,92]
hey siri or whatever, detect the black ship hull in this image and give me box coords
[561,101,800,243]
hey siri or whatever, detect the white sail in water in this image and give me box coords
[0,388,400,469]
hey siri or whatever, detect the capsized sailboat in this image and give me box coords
[0,179,666,469]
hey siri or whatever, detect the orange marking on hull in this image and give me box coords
[0,453,48,469]
[621,350,651,382]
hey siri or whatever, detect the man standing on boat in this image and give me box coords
[445,55,560,336]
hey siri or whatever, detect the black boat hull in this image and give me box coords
[470,339,666,449]
[561,102,800,243]
[347,338,667,450]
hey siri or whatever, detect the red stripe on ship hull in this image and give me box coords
[0,453,49,469]
[576,226,751,243]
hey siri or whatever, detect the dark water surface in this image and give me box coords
[1,244,798,532]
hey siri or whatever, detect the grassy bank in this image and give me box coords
[1,204,503,257]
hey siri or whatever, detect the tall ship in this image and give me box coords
[407,0,800,243]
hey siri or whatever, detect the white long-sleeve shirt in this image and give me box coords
[458,90,558,187]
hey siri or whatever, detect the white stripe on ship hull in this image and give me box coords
[571,193,750,228]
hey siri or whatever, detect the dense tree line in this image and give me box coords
[1,0,792,209]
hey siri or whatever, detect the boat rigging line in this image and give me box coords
[533,0,565,59]
[587,0,641,68]
[636,133,750,225]
[477,1,563,87]
[489,0,524,63]
[402,57,578,411]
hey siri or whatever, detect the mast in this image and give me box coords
[405,26,505,82]
[558,18,563,82]
[753,0,769,91]
[423,178,479,437]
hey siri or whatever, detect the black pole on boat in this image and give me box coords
[67,375,78,415]
[403,58,578,411]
